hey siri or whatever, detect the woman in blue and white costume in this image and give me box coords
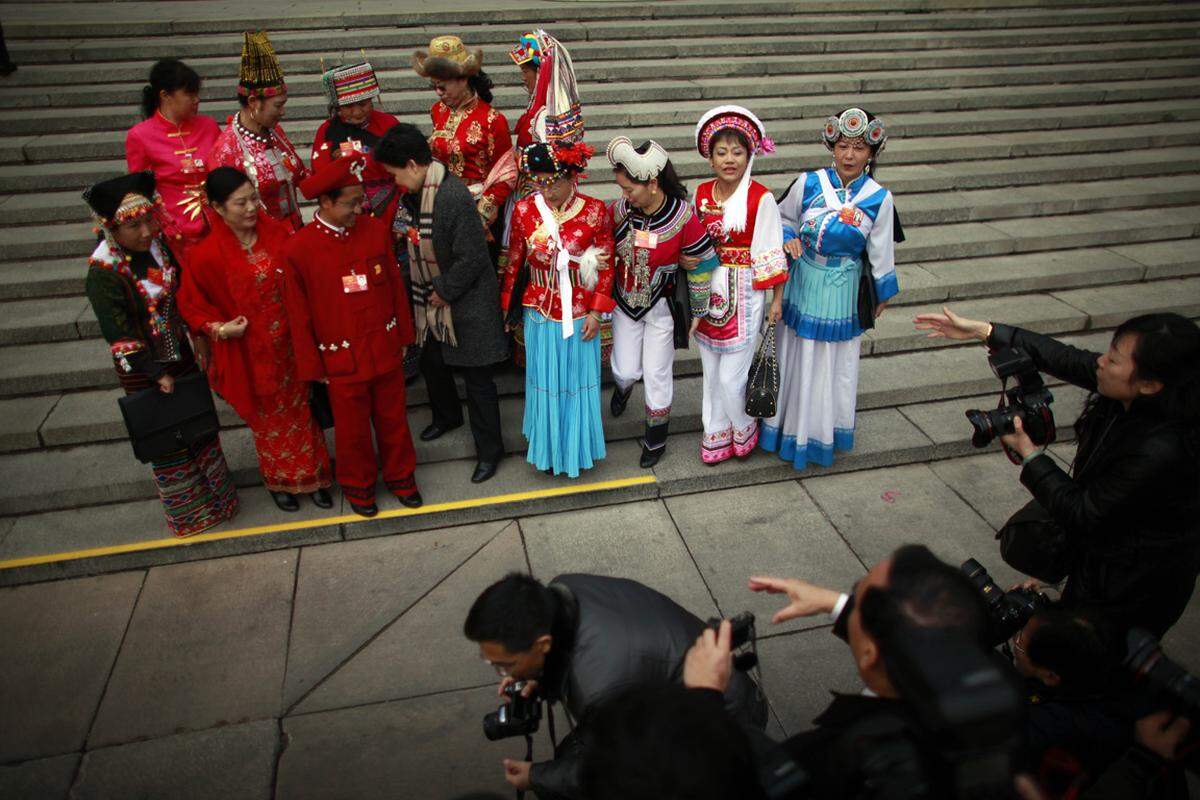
[761,108,900,470]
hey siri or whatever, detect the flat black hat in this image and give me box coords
[82,171,157,223]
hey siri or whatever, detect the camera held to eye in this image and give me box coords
[965,348,1056,458]
[482,680,543,741]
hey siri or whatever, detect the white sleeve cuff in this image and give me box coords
[830,593,850,623]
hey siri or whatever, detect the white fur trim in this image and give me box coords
[577,245,604,290]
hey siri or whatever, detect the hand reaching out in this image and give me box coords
[748,576,841,624]
[912,306,990,342]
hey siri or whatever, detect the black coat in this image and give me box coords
[529,573,768,799]
[405,173,508,368]
[990,324,1200,637]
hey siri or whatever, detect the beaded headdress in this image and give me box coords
[606,136,669,181]
[822,107,887,153]
[520,140,594,180]
[509,32,544,68]
[238,31,287,99]
[694,105,773,234]
[322,60,381,110]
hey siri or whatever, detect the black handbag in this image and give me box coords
[745,321,780,419]
[996,498,1070,584]
[857,257,879,332]
[118,371,221,463]
[308,381,335,430]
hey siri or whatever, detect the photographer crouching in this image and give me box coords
[463,572,768,798]
[914,309,1200,638]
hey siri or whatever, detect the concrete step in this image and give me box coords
[3,277,1197,458]
[0,325,1114,519]
[3,0,1164,40]
[12,21,1199,68]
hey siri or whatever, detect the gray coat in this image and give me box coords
[411,172,508,368]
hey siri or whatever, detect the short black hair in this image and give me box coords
[860,545,988,647]
[204,166,251,206]
[374,122,432,168]
[463,572,557,652]
[581,683,766,800]
[1027,605,1118,696]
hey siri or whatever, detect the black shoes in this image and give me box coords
[471,460,500,483]
[610,385,632,417]
[271,491,299,512]
[640,445,665,469]
[310,488,334,509]
[397,491,424,509]
[420,422,462,441]
[350,501,379,518]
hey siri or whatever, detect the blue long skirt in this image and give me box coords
[523,310,606,478]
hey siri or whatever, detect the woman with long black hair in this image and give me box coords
[915,308,1200,638]
[607,137,719,467]
[124,58,220,255]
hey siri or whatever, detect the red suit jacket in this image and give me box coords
[283,214,414,384]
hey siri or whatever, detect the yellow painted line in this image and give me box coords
[0,475,658,571]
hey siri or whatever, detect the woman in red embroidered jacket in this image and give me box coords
[83,172,239,537]
[178,168,333,513]
[502,141,614,478]
[413,36,515,233]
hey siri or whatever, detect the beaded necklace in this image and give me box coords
[89,238,178,342]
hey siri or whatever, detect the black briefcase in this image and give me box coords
[118,371,221,463]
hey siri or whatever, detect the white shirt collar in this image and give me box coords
[314,211,346,236]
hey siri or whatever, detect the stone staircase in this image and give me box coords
[0,0,1198,584]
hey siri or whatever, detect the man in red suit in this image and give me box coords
[283,151,422,516]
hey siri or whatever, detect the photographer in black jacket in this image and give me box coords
[463,572,767,798]
[914,309,1200,638]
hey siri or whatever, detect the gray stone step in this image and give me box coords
[5,278,1197,461]
[4,0,1164,41]
[13,21,1198,68]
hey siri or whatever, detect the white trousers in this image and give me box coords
[611,300,675,415]
[698,288,764,463]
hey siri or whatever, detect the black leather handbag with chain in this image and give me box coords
[745,321,780,418]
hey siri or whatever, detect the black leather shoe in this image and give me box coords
[349,501,378,518]
[420,422,462,442]
[639,446,665,469]
[309,488,334,509]
[397,491,424,509]
[471,461,499,483]
[610,386,632,417]
[270,491,299,512]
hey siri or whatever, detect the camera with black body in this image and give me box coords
[962,558,1051,646]
[965,347,1056,453]
[705,611,758,671]
[483,680,543,741]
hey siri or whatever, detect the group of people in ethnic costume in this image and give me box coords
[89,23,900,536]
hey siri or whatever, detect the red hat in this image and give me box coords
[299,151,367,199]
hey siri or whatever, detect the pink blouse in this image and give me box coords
[124,111,221,242]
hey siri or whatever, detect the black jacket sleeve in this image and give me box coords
[1020,430,1186,540]
[988,323,1100,392]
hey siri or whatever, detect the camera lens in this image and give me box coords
[965,409,995,448]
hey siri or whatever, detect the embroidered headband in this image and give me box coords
[822,107,887,152]
[606,136,669,181]
[695,105,774,158]
[322,60,381,108]
[510,32,543,67]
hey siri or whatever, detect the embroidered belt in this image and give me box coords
[716,246,751,267]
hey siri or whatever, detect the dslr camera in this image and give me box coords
[705,611,758,671]
[962,558,1050,646]
[483,680,542,741]
[965,348,1056,457]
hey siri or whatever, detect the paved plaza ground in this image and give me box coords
[4,448,1200,799]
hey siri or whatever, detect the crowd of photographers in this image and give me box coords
[457,310,1200,800]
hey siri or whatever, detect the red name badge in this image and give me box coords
[634,229,659,249]
[339,140,364,156]
[342,273,368,294]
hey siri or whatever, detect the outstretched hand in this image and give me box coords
[912,306,990,342]
[748,576,841,624]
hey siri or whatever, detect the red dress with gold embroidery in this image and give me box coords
[179,215,333,494]
[428,98,514,226]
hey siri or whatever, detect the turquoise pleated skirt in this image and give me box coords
[780,251,864,342]
[523,310,607,478]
